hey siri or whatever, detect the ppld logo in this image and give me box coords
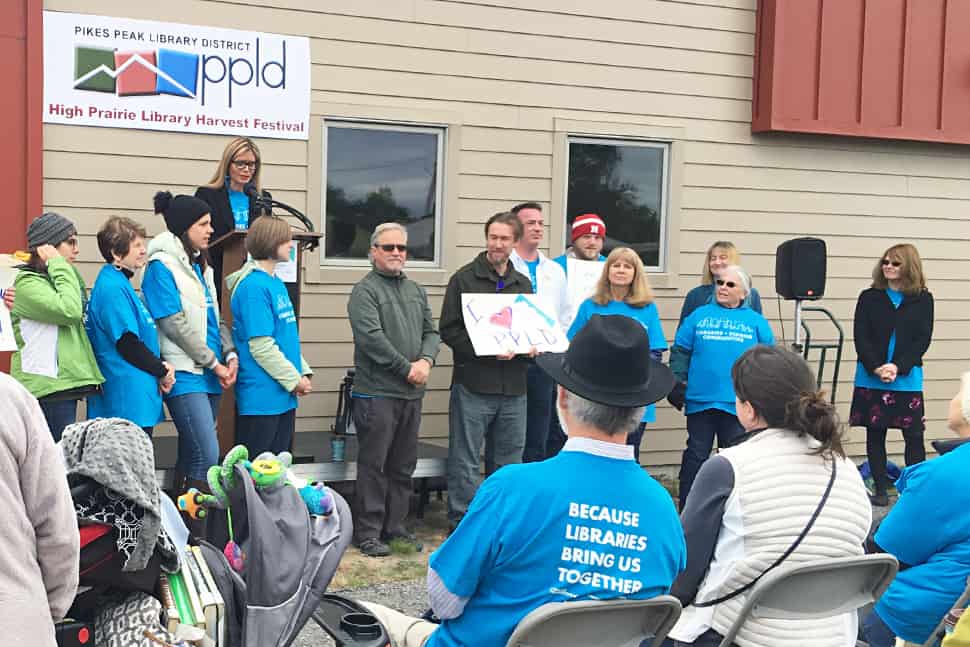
[72,39,287,107]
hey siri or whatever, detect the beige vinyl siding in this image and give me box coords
[43,0,970,466]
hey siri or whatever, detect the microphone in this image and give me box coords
[242,180,260,200]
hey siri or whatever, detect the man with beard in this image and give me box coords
[438,211,534,530]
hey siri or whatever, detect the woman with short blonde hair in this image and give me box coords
[850,243,934,506]
[678,240,763,327]
[226,216,312,456]
[568,247,666,461]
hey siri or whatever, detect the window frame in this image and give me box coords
[565,135,672,273]
[319,119,446,268]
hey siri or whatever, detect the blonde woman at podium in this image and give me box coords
[195,136,263,302]
[226,216,312,456]
[142,192,237,505]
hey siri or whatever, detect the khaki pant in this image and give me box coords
[359,602,437,647]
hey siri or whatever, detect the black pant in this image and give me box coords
[523,364,555,463]
[235,409,296,457]
[352,397,422,542]
[866,425,925,494]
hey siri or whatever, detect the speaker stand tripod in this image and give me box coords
[790,299,845,404]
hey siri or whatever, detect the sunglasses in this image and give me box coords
[231,160,258,170]
[375,244,408,253]
[881,259,902,267]
[715,279,737,288]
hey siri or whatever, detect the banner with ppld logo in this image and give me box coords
[43,11,310,140]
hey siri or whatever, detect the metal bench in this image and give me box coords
[153,433,448,517]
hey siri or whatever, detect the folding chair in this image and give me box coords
[717,554,899,647]
[505,595,681,647]
[904,574,970,647]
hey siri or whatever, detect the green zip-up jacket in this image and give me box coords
[11,257,104,400]
[347,268,440,400]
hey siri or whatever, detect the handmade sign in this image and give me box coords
[566,258,605,321]
[461,293,568,356]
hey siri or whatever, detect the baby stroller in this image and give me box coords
[197,456,386,647]
[58,419,388,647]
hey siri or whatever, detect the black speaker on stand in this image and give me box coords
[774,237,844,403]
[775,237,827,351]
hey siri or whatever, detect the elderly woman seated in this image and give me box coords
[860,370,970,647]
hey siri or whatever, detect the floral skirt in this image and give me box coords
[849,386,925,431]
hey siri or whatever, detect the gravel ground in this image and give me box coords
[293,578,426,647]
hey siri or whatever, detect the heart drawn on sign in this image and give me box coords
[489,306,513,329]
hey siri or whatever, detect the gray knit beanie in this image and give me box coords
[26,212,76,250]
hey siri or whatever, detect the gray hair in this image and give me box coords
[369,222,408,247]
[719,264,752,297]
[562,390,645,437]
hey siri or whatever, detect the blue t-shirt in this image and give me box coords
[568,299,667,423]
[524,258,540,292]
[141,260,222,397]
[231,269,301,415]
[854,288,924,392]
[552,252,607,275]
[228,189,250,230]
[874,442,970,643]
[674,302,774,416]
[85,265,163,427]
[425,446,686,647]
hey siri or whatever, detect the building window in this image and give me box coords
[322,122,444,265]
[566,137,669,270]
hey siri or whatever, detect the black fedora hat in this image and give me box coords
[537,314,675,408]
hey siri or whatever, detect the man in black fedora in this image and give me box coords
[359,314,687,647]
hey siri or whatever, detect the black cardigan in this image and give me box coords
[194,185,257,302]
[853,287,934,377]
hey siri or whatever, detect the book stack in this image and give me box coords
[159,548,226,646]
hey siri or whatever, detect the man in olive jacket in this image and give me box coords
[347,222,440,557]
[438,211,534,528]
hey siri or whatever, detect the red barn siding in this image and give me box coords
[753,0,970,145]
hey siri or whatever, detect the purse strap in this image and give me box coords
[693,459,838,608]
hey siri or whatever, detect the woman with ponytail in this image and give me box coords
[141,191,237,504]
[667,345,871,647]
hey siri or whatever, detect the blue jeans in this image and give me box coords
[523,364,556,462]
[39,399,78,442]
[678,408,744,509]
[861,609,897,647]
[167,392,221,481]
[447,384,526,522]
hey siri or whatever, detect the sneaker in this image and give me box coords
[383,532,424,553]
[869,492,890,507]
[357,537,391,557]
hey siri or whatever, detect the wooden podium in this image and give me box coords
[210,228,322,454]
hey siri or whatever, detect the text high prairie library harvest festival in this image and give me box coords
[46,103,306,133]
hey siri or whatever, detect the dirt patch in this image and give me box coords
[330,494,450,590]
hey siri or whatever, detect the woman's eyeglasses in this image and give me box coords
[231,160,258,170]
[375,244,408,253]
[881,259,902,267]
[61,237,79,248]
[715,279,737,288]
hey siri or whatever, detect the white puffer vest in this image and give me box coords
[677,428,872,647]
[146,231,219,374]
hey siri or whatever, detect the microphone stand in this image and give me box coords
[251,194,319,251]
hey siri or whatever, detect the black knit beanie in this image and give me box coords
[153,191,210,236]
[26,212,76,250]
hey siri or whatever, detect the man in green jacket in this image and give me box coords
[347,222,440,557]
[438,211,534,529]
